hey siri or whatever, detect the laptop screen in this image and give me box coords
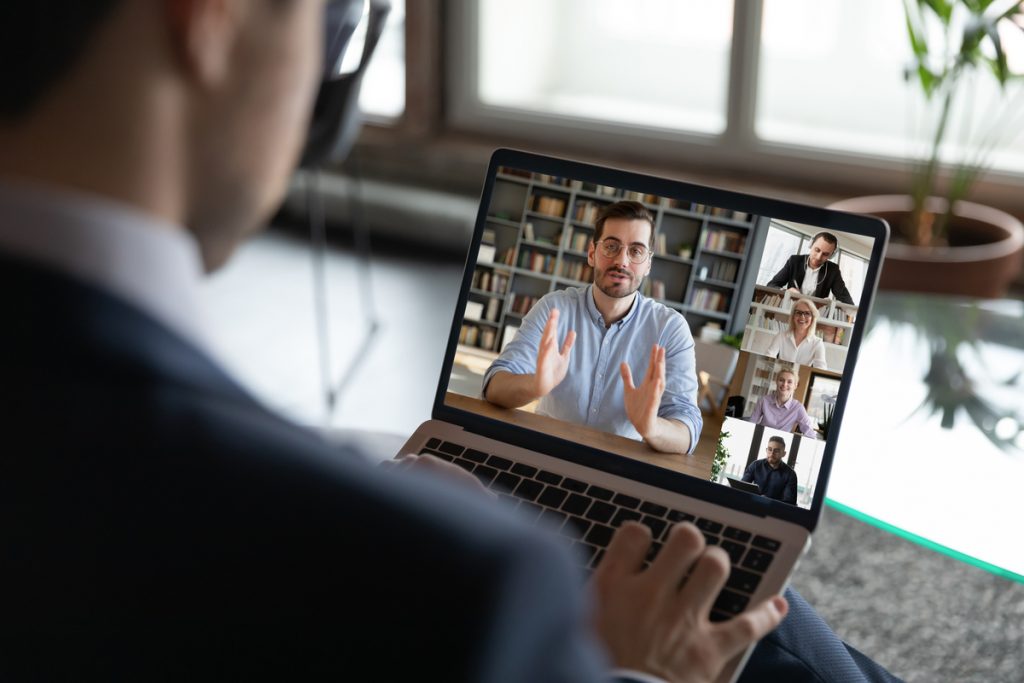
[439,150,885,519]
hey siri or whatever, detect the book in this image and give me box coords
[464,301,484,321]
[477,244,496,264]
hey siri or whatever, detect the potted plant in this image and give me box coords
[710,430,731,482]
[817,398,836,440]
[830,0,1024,297]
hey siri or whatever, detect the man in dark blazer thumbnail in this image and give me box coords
[767,232,855,304]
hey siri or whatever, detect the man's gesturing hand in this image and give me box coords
[621,344,666,440]
[590,523,788,683]
[533,308,576,398]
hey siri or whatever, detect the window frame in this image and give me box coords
[430,0,1024,213]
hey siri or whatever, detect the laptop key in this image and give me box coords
[612,493,641,509]
[463,448,489,463]
[724,526,752,543]
[438,441,465,456]
[453,458,474,472]
[752,535,782,552]
[486,455,513,471]
[713,588,750,615]
[537,486,568,509]
[641,516,667,538]
[667,509,696,523]
[561,493,591,516]
[428,451,455,462]
[726,567,762,595]
[741,548,774,572]
[709,610,733,623]
[587,485,614,501]
[537,470,562,485]
[696,518,724,534]
[425,438,442,450]
[560,516,591,540]
[611,509,642,527]
[514,479,544,502]
[473,465,498,485]
[561,477,588,493]
[592,549,606,568]
[494,472,521,493]
[703,534,720,546]
[585,523,614,548]
[585,501,616,525]
[720,540,746,565]
[511,463,538,477]
[639,501,667,516]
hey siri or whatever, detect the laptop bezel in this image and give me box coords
[431,148,889,532]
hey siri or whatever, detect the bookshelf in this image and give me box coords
[459,168,762,355]
[741,285,858,371]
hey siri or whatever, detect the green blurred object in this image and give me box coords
[901,0,1024,246]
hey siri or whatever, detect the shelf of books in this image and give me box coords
[741,285,858,371]
[458,168,760,356]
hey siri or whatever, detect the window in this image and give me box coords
[476,0,733,134]
[448,0,1024,192]
[357,0,405,119]
[756,223,802,285]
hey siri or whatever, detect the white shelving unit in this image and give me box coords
[741,285,857,373]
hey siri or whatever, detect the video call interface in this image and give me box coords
[444,165,876,510]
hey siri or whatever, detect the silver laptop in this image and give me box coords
[398,148,888,682]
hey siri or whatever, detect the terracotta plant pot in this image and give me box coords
[828,195,1024,298]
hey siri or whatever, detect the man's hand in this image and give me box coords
[533,308,576,399]
[621,344,666,440]
[591,523,788,683]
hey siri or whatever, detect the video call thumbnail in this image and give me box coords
[444,166,874,510]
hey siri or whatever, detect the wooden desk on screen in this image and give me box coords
[445,393,713,480]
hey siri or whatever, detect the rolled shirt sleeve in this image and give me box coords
[481,286,702,453]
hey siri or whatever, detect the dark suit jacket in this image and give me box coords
[0,254,608,681]
[766,255,854,305]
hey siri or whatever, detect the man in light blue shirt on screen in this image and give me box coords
[484,201,702,454]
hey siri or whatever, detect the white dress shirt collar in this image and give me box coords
[0,179,210,354]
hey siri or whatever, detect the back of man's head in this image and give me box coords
[0,2,124,121]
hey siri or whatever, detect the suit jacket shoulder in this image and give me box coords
[0,254,606,682]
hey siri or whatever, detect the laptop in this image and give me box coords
[726,476,761,495]
[398,148,888,682]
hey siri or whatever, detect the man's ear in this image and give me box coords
[165,0,239,87]
[587,240,596,268]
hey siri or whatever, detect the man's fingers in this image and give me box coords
[644,344,659,382]
[620,362,635,391]
[593,522,651,583]
[406,454,496,498]
[674,546,731,618]
[645,522,704,589]
[712,595,788,660]
[560,329,576,357]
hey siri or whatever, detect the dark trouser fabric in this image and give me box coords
[740,588,903,683]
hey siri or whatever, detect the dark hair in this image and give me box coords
[768,436,786,448]
[0,1,125,120]
[594,201,655,248]
[810,232,839,250]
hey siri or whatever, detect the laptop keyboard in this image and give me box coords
[420,438,782,622]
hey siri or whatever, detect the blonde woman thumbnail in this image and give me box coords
[765,297,827,369]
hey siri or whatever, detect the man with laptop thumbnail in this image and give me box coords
[483,201,702,454]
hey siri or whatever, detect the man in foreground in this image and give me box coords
[0,1,780,681]
[0,2,899,681]
[484,201,702,454]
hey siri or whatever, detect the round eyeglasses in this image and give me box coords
[595,239,651,264]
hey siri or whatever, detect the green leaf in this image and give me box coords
[922,0,954,22]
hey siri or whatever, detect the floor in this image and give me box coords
[202,229,1023,683]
